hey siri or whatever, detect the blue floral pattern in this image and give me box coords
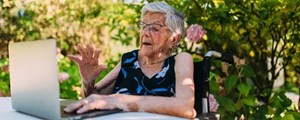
[113,50,176,97]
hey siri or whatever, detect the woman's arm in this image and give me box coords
[94,62,121,95]
[65,52,196,118]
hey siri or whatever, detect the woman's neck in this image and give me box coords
[138,52,169,66]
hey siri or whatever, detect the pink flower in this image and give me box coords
[209,94,219,112]
[58,72,69,83]
[186,24,206,42]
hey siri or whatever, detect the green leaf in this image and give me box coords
[241,65,254,77]
[241,96,255,106]
[282,114,295,120]
[274,107,284,117]
[246,78,255,88]
[235,100,243,110]
[290,34,300,43]
[279,93,292,108]
[293,12,300,17]
[209,78,220,94]
[216,96,236,112]
[213,60,222,68]
[224,75,238,90]
[257,105,268,117]
[270,94,282,108]
[217,107,226,119]
[272,115,282,120]
[238,83,251,96]
[291,111,300,120]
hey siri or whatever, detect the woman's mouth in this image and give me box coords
[142,42,152,46]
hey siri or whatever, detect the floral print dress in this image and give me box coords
[112,50,176,97]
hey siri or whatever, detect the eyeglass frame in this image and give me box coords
[137,21,171,33]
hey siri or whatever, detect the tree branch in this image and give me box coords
[192,0,202,12]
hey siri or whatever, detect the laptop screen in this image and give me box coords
[9,39,61,120]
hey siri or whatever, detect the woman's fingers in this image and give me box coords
[77,44,100,62]
[64,99,89,113]
[94,49,101,61]
[77,99,117,114]
[77,102,97,114]
[69,44,105,80]
[65,95,119,114]
[68,55,82,64]
[77,44,87,60]
[87,44,94,60]
[73,95,100,113]
[97,64,108,71]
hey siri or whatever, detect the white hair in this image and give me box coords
[141,2,186,39]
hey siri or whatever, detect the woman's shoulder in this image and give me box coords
[174,52,193,65]
[175,52,193,60]
[174,52,193,70]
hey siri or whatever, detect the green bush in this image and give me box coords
[0,58,10,96]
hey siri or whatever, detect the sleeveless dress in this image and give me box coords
[112,50,176,97]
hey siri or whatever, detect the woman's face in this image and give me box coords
[139,12,174,57]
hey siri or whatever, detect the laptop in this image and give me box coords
[9,39,122,120]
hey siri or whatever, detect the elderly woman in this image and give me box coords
[64,2,196,118]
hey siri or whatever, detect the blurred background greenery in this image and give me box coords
[0,0,299,119]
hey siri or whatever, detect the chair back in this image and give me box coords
[194,58,211,117]
[194,51,234,118]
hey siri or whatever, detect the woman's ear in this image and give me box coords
[171,34,180,45]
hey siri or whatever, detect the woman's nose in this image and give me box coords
[141,27,151,36]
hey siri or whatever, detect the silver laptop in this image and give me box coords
[9,39,122,120]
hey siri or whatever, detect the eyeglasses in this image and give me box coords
[137,22,169,33]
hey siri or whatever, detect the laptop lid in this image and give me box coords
[9,39,60,120]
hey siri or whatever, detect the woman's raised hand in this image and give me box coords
[68,44,108,84]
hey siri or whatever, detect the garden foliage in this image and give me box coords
[0,0,299,119]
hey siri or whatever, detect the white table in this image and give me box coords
[0,97,186,120]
